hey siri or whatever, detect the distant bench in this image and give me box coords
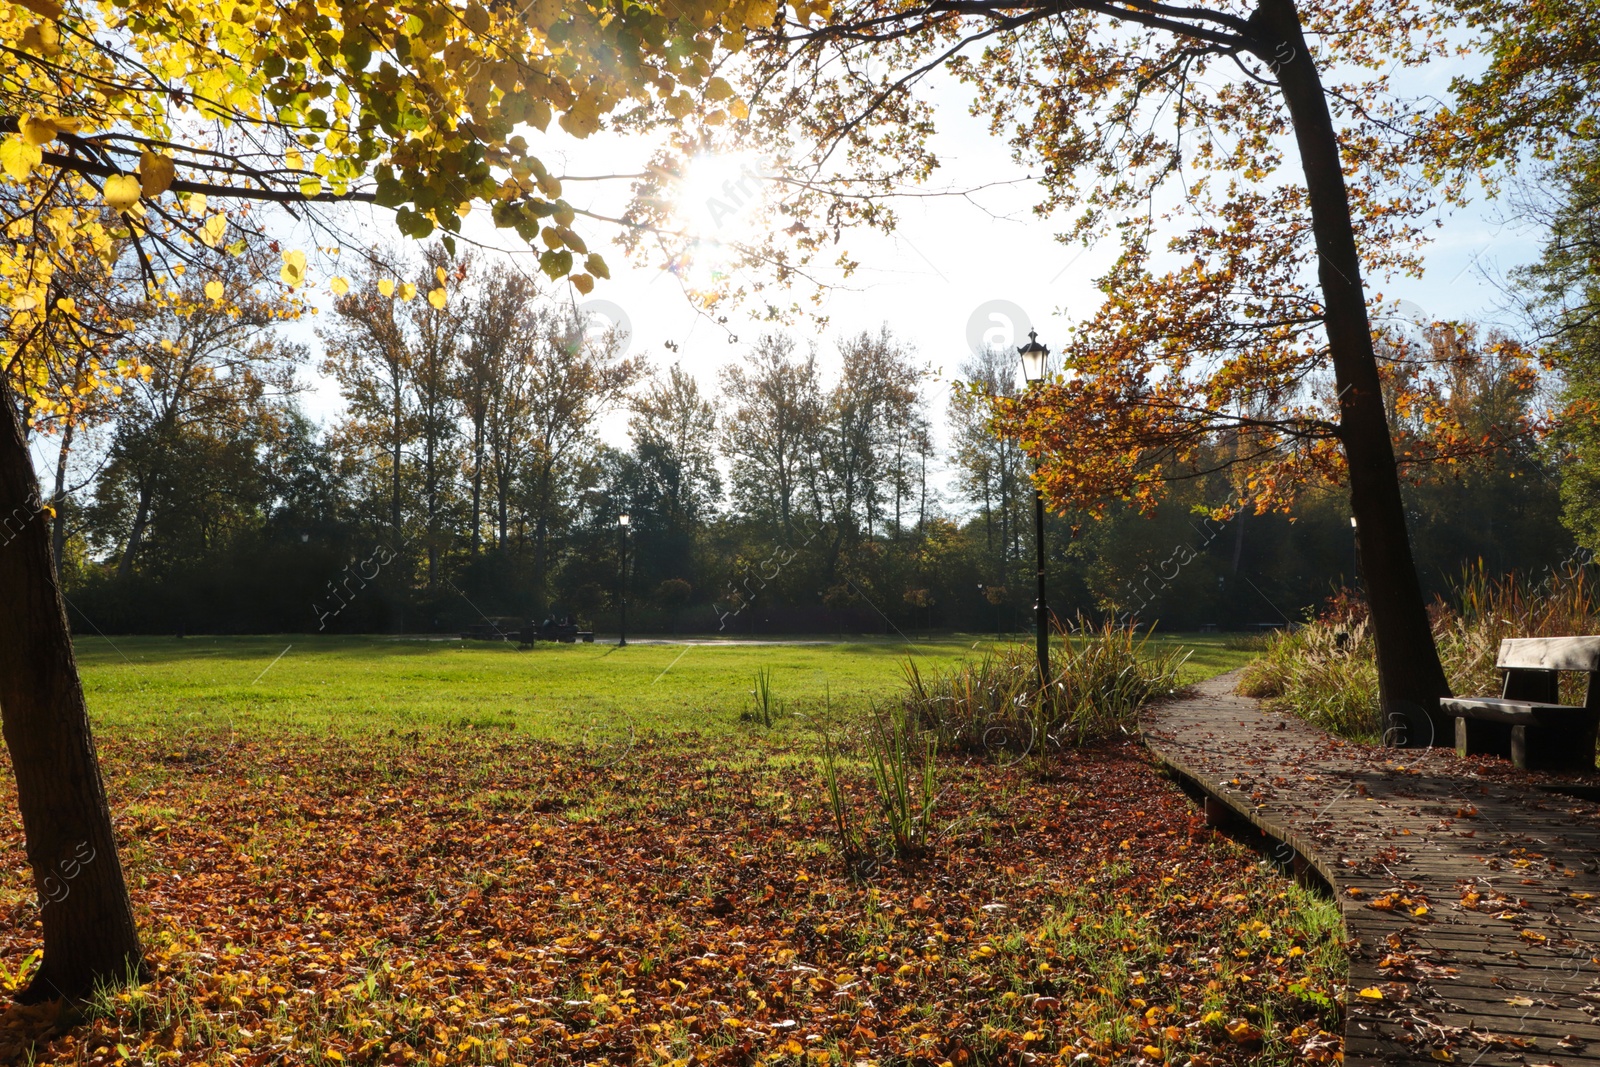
[1442,637,1600,772]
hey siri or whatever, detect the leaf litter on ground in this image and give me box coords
[0,730,1346,1065]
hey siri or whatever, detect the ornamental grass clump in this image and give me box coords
[1240,562,1600,741]
[903,615,1188,760]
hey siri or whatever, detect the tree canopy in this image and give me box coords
[1,0,792,412]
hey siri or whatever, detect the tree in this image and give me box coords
[662,0,1514,738]
[949,347,1031,590]
[321,258,423,568]
[810,326,925,577]
[322,249,469,591]
[3,0,771,998]
[1529,153,1600,553]
[722,333,825,537]
[518,310,644,610]
[630,363,724,531]
[1442,2,1600,552]
[458,265,541,554]
[88,260,302,579]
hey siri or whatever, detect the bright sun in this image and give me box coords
[674,151,771,246]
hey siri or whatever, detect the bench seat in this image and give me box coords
[1440,696,1588,723]
[1442,637,1600,772]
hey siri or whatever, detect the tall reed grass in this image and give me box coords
[902,615,1189,759]
[1238,561,1600,740]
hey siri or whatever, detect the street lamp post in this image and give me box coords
[1017,329,1051,692]
[1350,515,1359,593]
[618,512,631,647]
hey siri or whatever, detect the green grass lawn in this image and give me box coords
[74,631,1256,741]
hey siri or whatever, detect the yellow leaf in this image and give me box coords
[570,273,594,295]
[1430,1050,1452,1062]
[585,253,610,279]
[435,265,448,285]
[0,136,43,180]
[202,213,228,247]
[287,148,304,171]
[139,150,176,197]
[280,249,307,286]
[21,21,60,54]
[103,174,142,211]
[1357,987,1384,1000]
[19,115,62,146]
[398,282,417,301]
[330,276,349,295]
[427,287,447,308]
[204,280,224,301]
[378,278,395,297]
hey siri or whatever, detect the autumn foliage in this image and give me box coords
[0,728,1346,1065]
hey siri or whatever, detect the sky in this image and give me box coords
[33,39,1549,513]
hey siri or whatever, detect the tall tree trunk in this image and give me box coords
[1260,0,1451,743]
[0,384,145,1002]
[425,431,437,591]
[470,419,484,555]
[51,422,74,582]
[496,467,508,550]
[117,480,153,581]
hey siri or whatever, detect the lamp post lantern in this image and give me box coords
[1017,329,1051,693]
[618,512,631,647]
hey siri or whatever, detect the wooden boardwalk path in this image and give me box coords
[1142,672,1600,1066]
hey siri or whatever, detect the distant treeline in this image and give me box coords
[33,249,1573,635]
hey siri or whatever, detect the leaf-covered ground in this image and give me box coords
[0,728,1346,1065]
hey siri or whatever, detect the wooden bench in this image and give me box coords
[1442,636,1600,772]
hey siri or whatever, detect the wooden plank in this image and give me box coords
[1499,636,1600,671]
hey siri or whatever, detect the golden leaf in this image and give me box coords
[378,278,396,297]
[204,280,224,301]
[398,281,417,301]
[201,213,228,247]
[427,287,447,308]
[139,150,176,197]
[103,174,142,211]
[330,276,350,295]
[280,249,307,286]
[19,115,62,146]
[0,136,43,180]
